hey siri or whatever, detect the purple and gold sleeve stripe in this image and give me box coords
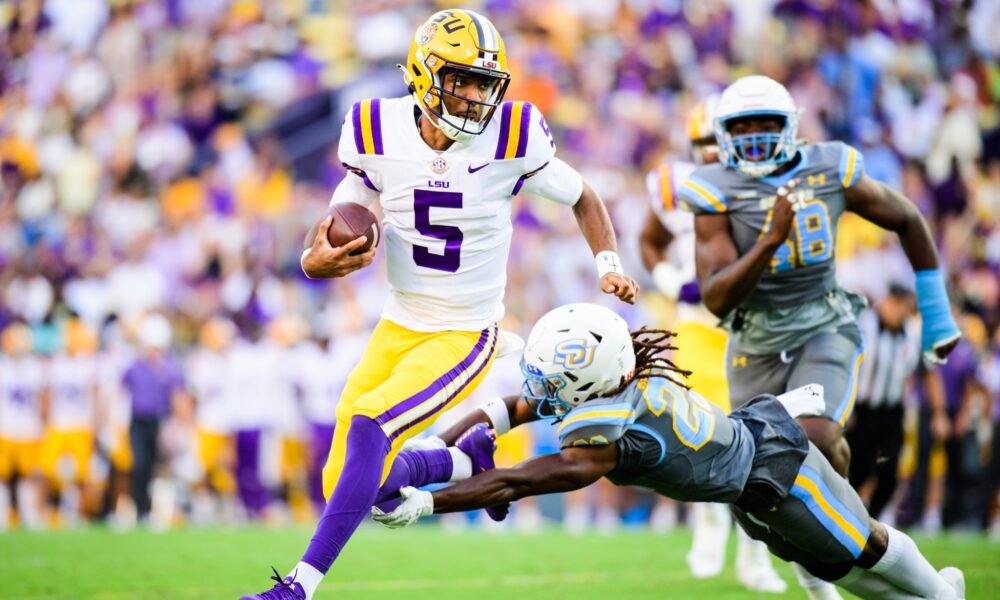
[351,99,384,156]
[495,102,533,160]
[342,162,379,192]
[511,160,549,195]
[375,325,498,441]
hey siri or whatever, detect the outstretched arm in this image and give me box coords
[844,175,938,269]
[573,180,639,304]
[431,445,618,513]
[845,175,960,363]
[437,395,539,446]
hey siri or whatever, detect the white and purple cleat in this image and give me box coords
[240,568,306,600]
[455,423,508,521]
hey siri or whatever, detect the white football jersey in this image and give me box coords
[0,354,46,440]
[188,348,231,434]
[337,96,568,332]
[48,353,98,430]
[645,160,698,270]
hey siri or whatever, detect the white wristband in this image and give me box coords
[481,397,511,435]
[596,251,624,279]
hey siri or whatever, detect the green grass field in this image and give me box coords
[1,524,995,599]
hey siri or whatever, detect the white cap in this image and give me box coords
[139,313,172,350]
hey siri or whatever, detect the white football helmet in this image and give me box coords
[714,75,800,178]
[520,303,636,419]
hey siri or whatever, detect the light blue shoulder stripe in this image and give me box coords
[629,423,667,465]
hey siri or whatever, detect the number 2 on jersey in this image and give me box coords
[642,379,716,451]
[413,189,463,272]
[758,199,834,273]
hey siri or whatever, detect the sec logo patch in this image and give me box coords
[431,157,449,174]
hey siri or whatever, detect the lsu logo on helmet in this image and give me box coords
[553,339,598,370]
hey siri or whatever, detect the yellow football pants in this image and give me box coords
[672,320,731,413]
[322,319,498,499]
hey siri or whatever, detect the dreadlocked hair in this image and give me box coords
[604,327,692,397]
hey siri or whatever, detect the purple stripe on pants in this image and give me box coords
[390,326,498,441]
[515,103,532,158]
[375,326,492,426]
[351,102,364,154]
[494,103,512,159]
[371,99,383,155]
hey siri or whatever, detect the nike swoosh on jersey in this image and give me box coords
[468,163,490,173]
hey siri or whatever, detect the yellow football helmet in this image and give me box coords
[687,93,721,163]
[402,9,510,143]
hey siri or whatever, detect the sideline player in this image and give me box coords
[679,76,960,598]
[242,8,638,599]
[376,303,966,600]
[640,96,784,592]
[0,322,47,530]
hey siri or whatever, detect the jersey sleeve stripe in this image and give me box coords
[557,412,634,439]
[514,103,532,158]
[494,103,513,159]
[839,145,862,187]
[557,407,634,435]
[357,99,384,156]
[511,160,549,195]
[351,101,365,154]
[504,102,525,160]
[370,98,384,155]
[341,162,380,192]
[659,164,675,211]
[679,176,726,213]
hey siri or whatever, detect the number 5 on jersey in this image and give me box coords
[413,189,463,272]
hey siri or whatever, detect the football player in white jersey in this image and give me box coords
[187,318,238,524]
[244,8,638,599]
[41,319,100,526]
[640,98,787,593]
[0,322,48,529]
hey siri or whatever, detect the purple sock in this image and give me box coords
[301,415,389,574]
[373,448,454,512]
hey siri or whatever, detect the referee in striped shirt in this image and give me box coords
[847,284,923,520]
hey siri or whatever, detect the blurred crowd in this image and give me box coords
[1,0,999,534]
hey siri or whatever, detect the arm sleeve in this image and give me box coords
[336,108,381,205]
[837,142,866,189]
[518,156,583,206]
[676,170,728,215]
[556,400,636,448]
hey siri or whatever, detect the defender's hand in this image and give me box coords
[301,216,376,279]
[600,273,639,304]
[371,486,433,529]
[763,178,804,248]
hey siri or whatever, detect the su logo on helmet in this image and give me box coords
[553,339,597,370]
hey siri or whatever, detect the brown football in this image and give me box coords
[304,202,380,256]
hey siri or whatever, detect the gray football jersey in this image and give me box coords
[678,142,867,353]
[558,377,755,503]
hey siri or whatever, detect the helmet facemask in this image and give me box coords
[413,54,510,143]
[715,111,800,178]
